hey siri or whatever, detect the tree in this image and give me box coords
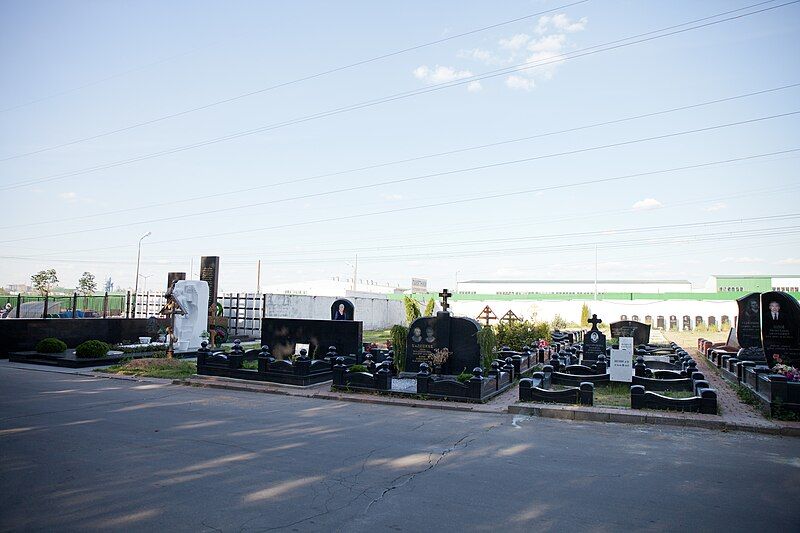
[551,314,567,331]
[403,296,421,325]
[580,303,591,326]
[31,269,58,296]
[104,276,114,293]
[424,297,436,316]
[78,272,96,309]
[78,272,97,296]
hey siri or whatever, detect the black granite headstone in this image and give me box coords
[404,311,480,375]
[261,318,363,359]
[736,293,763,349]
[761,291,800,367]
[167,272,186,290]
[331,299,354,320]
[609,320,650,345]
[582,314,606,364]
[199,256,220,314]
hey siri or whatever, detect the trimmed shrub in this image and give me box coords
[75,340,110,358]
[349,364,369,373]
[35,337,67,354]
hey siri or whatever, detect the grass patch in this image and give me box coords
[734,384,762,408]
[363,329,391,345]
[98,358,196,379]
[241,360,258,370]
[594,383,633,408]
[593,383,696,408]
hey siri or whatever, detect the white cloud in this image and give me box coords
[632,198,663,211]
[704,202,727,212]
[466,80,482,92]
[505,75,535,91]
[499,33,530,51]
[777,258,800,265]
[417,12,587,93]
[413,64,473,84]
[721,256,765,264]
[536,14,588,34]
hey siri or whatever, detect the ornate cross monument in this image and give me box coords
[438,288,453,313]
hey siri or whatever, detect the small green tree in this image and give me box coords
[403,296,421,324]
[31,269,58,296]
[390,324,408,370]
[78,272,97,310]
[551,314,567,331]
[580,303,590,326]
[477,326,497,368]
[424,297,435,316]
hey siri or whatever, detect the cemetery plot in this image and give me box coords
[196,341,334,386]
[519,367,594,406]
[699,291,800,417]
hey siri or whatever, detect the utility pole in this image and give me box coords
[190,258,194,279]
[594,244,598,301]
[133,231,151,316]
[352,254,358,292]
[256,260,261,294]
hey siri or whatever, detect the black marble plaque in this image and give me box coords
[167,272,186,290]
[761,291,800,367]
[199,256,220,314]
[736,292,763,349]
[582,326,606,364]
[405,312,480,374]
[609,320,650,346]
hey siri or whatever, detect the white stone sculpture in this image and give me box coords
[171,280,210,350]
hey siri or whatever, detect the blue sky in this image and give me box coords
[1,0,799,292]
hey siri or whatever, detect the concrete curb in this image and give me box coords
[508,403,800,436]
[175,377,502,414]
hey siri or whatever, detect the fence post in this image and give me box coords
[126,291,131,318]
[72,292,78,318]
[103,292,108,318]
[16,293,21,318]
[42,293,49,319]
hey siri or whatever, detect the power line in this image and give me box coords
[2,111,796,245]
[2,0,795,191]
[4,81,797,231]
[0,0,589,161]
[11,147,800,258]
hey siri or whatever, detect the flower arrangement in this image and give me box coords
[772,362,800,382]
[428,348,451,368]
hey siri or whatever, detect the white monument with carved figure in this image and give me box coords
[171,280,210,350]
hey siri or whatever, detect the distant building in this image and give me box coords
[4,284,32,294]
[457,279,693,295]
[710,275,800,293]
[262,277,403,298]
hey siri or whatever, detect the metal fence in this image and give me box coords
[0,293,129,318]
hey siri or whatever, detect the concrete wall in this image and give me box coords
[262,294,405,330]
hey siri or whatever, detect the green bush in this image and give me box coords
[75,340,110,358]
[35,337,67,353]
[403,296,421,324]
[495,320,550,352]
[550,314,567,330]
[349,364,369,373]
[390,324,408,370]
[477,326,497,368]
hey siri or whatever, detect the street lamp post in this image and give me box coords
[133,232,151,317]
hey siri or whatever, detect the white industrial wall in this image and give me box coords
[450,299,740,328]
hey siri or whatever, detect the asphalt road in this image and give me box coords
[1,365,798,532]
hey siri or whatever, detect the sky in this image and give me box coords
[0,0,799,293]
